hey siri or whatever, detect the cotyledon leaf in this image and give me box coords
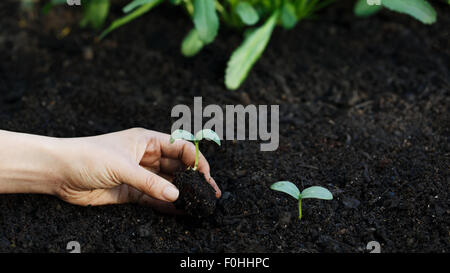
[170,129,195,143]
[270,181,301,200]
[194,129,221,145]
[301,186,333,200]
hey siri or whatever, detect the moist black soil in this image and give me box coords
[173,170,217,217]
[0,1,449,252]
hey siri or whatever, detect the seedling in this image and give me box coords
[170,129,220,171]
[270,181,333,220]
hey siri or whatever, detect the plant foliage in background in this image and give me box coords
[44,0,441,90]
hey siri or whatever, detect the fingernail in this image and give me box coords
[215,189,222,199]
[207,175,221,198]
[163,185,179,201]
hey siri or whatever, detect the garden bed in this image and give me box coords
[0,1,448,252]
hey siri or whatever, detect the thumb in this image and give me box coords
[120,164,179,202]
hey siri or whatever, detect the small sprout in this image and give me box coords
[270,181,333,221]
[170,129,220,171]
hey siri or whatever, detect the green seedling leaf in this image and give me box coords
[270,181,300,200]
[300,186,333,200]
[194,129,221,145]
[181,29,205,57]
[99,0,162,39]
[123,0,158,13]
[281,2,298,29]
[225,11,279,90]
[354,0,382,17]
[170,129,195,143]
[382,0,436,24]
[193,0,219,44]
[169,129,220,170]
[80,0,110,30]
[271,182,333,221]
[236,2,259,25]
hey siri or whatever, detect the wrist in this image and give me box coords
[0,130,66,195]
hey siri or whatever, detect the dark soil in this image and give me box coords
[173,170,217,217]
[0,1,449,253]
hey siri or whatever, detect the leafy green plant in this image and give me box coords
[270,181,332,220]
[170,129,221,171]
[44,0,441,90]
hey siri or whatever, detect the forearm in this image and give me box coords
[0,130,64,195]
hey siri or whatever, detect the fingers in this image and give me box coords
[120,163,179,202]
[141,159,221,198]
[140,130,222,198]
[159,158,184,174]
[158,133,222,198]
[161,139,221,198]
[158,136,210,173]
[79,185,184,215]
[140,130,209,173]
[161,137,202,168]
[205,174,221,199]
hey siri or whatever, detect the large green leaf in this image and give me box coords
[193,0,219,44]
[236,2,259,25]
[382,0,436,24]
[99,0,162,39]
[300,186,333,200]
[270,181,301,200]
[80,0,110,30]
[225,11,279,90]
[194,129,221,145]
[181,29,205,57]
[354,0,382,17]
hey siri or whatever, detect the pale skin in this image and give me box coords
[0,128,221,212]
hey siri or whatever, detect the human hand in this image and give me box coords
[53,128,221,209]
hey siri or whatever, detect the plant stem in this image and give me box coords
[193,141,199,170]
[298,199,302,220]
